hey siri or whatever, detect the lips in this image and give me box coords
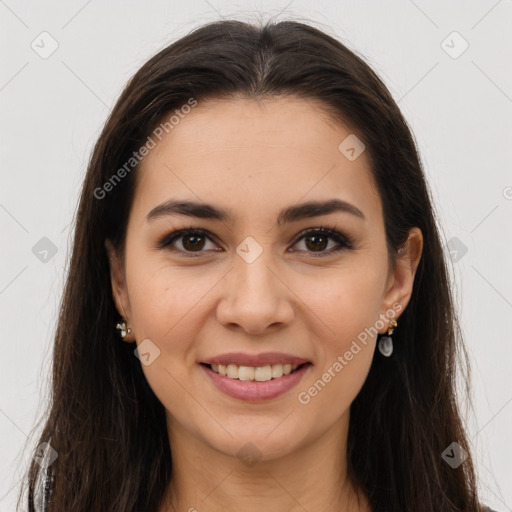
[201,361,312,401]
[201,351,311,367]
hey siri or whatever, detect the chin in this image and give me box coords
[203,421,308,464]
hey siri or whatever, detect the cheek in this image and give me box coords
[301,259,386,345]
[292,261,384,406]
[126,256,215,345]
[295,301,379,423]
[124,261,213,414]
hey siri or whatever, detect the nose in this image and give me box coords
[216,251,295,335]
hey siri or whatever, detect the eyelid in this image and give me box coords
[157,225,354,255]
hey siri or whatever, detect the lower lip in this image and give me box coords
[201,363,311,402]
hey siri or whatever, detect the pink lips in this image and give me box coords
[200,360,312,402]
[201,351,310,367]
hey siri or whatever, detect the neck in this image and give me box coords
[159,410,371,512]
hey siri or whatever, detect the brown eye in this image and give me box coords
[291,227,353,256]
[158,227,354,257]
[180,233,206,251]
[158,229,218,255]
[303,233,329,252]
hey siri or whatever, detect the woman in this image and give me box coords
[19,19,498,512]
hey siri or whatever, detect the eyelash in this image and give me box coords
[157,226,354,257]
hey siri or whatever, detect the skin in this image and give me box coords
[106,96,423,512]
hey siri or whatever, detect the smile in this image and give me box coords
[204,362,305,381]
[200,362,312,401]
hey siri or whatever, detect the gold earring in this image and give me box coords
[378,318,397,357]
[116,320,132,340]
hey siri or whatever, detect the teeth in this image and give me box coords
[210,363,300,381]
[227,364,239,379]
[238,366,254,381]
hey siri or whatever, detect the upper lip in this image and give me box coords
[201,352,310,367]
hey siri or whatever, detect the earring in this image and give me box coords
[378,318,397,357]
[116,320,132,340]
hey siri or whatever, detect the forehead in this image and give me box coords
[131,96,382,225]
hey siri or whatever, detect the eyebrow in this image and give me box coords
[146,198,366,224]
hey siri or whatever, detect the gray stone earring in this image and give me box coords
[378,318,397,357]
[116,320,132,340]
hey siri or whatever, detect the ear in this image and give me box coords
[379,227,423,333]
[105,239,134,342]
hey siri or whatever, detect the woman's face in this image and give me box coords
[107,96,421,462]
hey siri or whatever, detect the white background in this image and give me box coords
[1,1,511,511]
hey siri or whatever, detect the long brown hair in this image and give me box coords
[18,19,481,512]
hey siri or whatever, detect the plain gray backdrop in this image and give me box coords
[1,1,511,511]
